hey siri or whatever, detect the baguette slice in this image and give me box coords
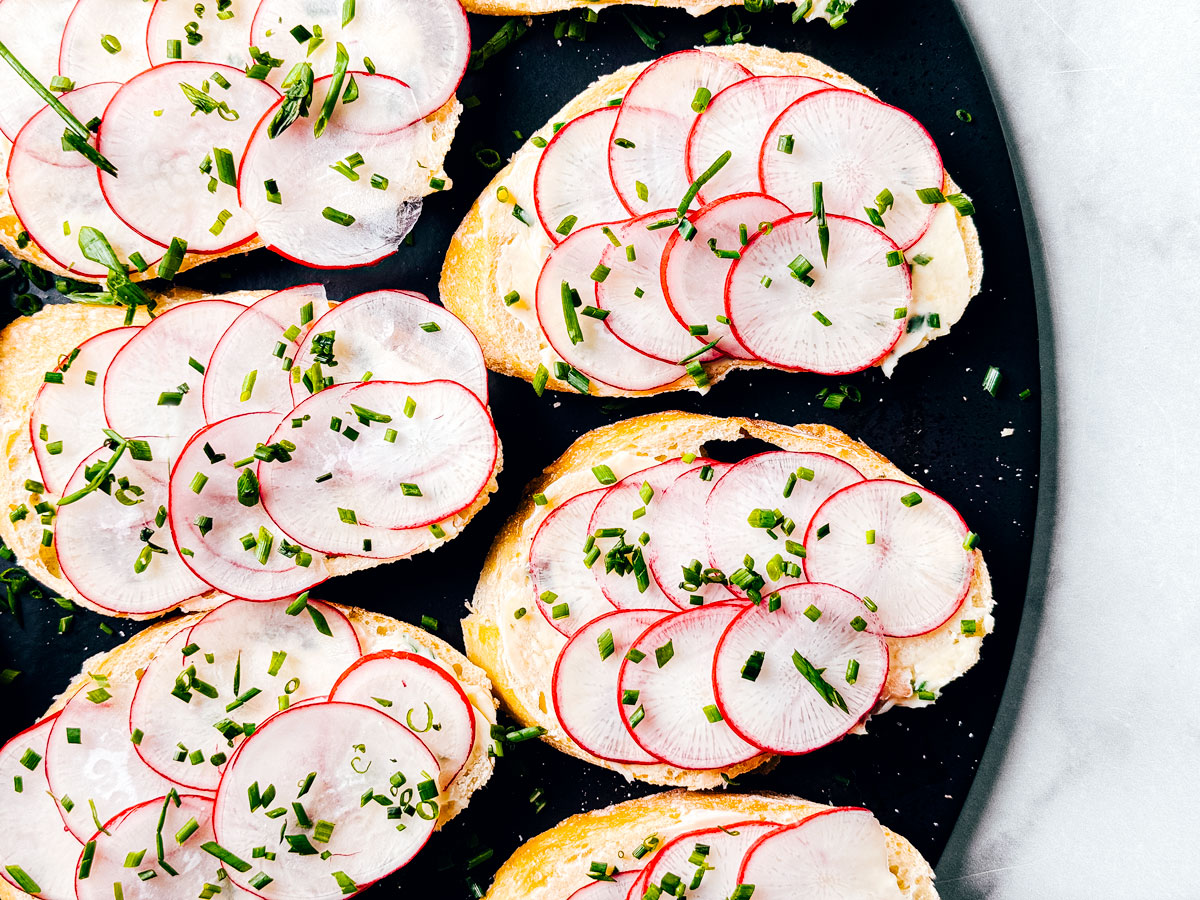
[461,0,853,21]
[463,412,994,788]
[0,289,503,618]
[441,44,983,397]
[484,790,937,900]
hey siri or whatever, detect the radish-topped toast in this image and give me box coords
[0,596,498,900]
[0,0,470,278]
[483,790,937,900]
[0,285,502,618]
[441,45,982,397]
[463,412,993,788]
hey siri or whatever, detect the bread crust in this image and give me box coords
[462,412,994,788]
[440,44,983,397]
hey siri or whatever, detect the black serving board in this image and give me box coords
[0,0,1040,889]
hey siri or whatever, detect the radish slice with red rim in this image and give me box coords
[705,452,864,599]
[567,870,640,900]
[737,808,904,899]
[616,602,759,770]
[168,412,327,600]
[588,459,696,611]
[203,285,329,422]
[760,88,944,251]
[98,62,280,253]
[609,50,751,213]
[7,84,165,279]
[529,488,616,637]
[249,0,469,121]
[45,680,176,841]
[686,75,829,203]
[534,106,628,243]
[213,701,440,900]
[31,325,138,495]
[131,598,361,792]
[330,650,476,788]
[803,480,974,637]
[289,290,488,406]
[552,609,667,765]
[0,716,83,900]
[104,299,246,452]
[0,0,76,140]
[645,461,734,608]
[725,213,910,374]
[713,583,888,754]
[146,0,256,67]
[54,436,210,616]
[536,223,686,393]
[661,193,791,360]
[595,212,721,366]
[237,74,426,269]
[635,821,779,900]
[58,0,154,87]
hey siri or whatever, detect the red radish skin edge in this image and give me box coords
[628,820,779,900]
[529,487,615,636]
[73,794,212,876]
[186,597,363,658]
[533,106,623,243]
[0,714,65,896]
[734,806,878,884]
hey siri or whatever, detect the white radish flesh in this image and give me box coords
[686,75,829,203]
[0,0,76,140]
[147,0,257,68]
[616,602,759,770]
[330,650,476,788]
[609,50,750,212]
[760,89,944,251]
[713,583,888,754]
[534,106,628,243]
[528,488,616,637]
[636,822,779,900]
[552,609,668,765]
[213,701,440,900]
[567,870,640,900]
[803,479,975,637]
[58,0,153,87]
[725,213,910,374]
[98,62,280,252]
[645,461,734,608]
[737,808,905,900]
[7,83,165,279]
[31,326,137,495]
[661,193,791,359]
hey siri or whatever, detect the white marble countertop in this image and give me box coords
[937,1,1200,896]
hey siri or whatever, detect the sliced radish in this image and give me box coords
[0,0,76,140]
[645,462,734,608]
[147,0,257,68]
[58,0,154,87]
[803,480,974,637]
[249,0,469,121]
[595,212,720,366]
[609,50,751,213]
[713,583,888,754]
[616,602,758,770]
[0,716,83,900]
[686,75,829,203]
[103,299,245,451]
[203,285,329,423]
[725,213,909,374]
[705,452,863,598]
[259,379,497,542]
[330,650,476,788]
[528,488,616,637]
[238,73,426,269]
[30,326,138,495]
[534,106,628,244]
[661,193,791,359]
[552,609,668,765]
[567,870,640,900]
[54,436,210,616]
[636,822,779,900]
[75,794,222,900]
[98,62,280,252]
[536,223,686,393]
[588,459,695,611]
[44,680,176,841]
[168,413,327,600]
[7,83,165,279]
[131,598,360,792]
[760,89,944,251]
[289,290,488,405]
[737,808,904,899]
[213,701,439,900]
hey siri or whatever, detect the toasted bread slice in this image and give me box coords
[485,790,938,900]
[463,412,994,788]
